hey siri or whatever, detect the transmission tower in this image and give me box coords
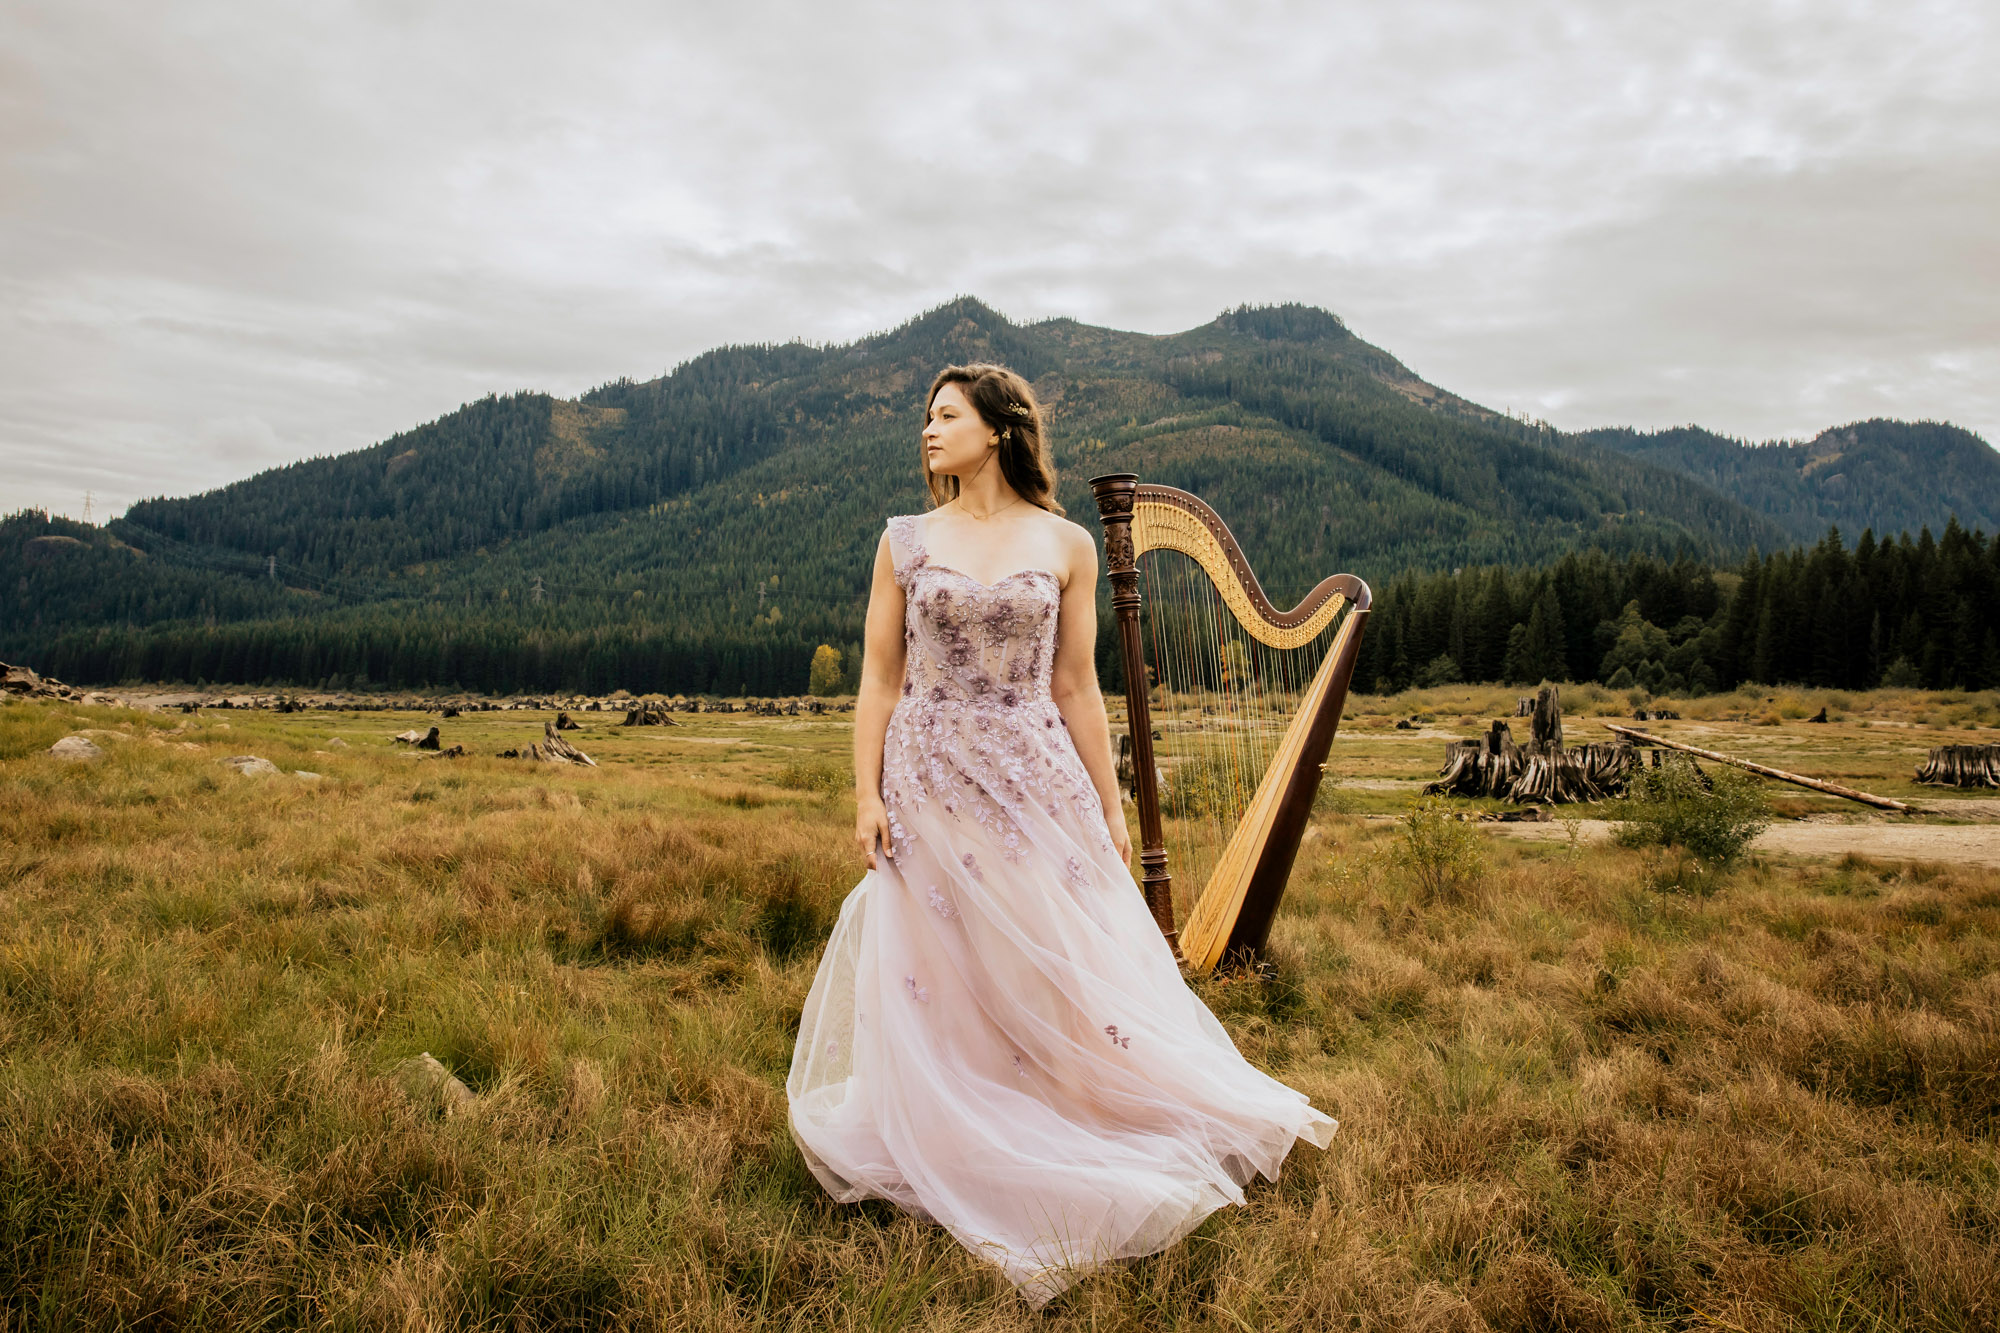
[267,554,277,581]
[82,491,93,525]
[531,575,545,604]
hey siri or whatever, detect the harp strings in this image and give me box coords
[1134,547,1339,923]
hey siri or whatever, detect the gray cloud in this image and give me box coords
[4,0,1995,518]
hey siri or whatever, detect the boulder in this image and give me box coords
[396,1052,476,1114]
[222,755,281,776]
[48,735,104,761]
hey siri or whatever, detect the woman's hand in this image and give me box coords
[1106,802,1133,866]
[855,796,893,870]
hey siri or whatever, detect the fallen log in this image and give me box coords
[1604,724,1915,812]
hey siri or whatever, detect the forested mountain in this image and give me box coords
[1575,419,2000,543]
[5,297,1993,694]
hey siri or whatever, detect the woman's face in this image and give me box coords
[923,382,998,478]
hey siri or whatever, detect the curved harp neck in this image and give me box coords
[1125,483,1369,648]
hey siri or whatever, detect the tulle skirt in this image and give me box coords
[786,767,1336,1306]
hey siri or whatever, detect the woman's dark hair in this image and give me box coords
[922,363,1064,515]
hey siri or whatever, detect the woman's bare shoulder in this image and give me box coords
[1035,512,1098,583]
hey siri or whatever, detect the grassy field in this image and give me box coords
[3,690,1998,1330]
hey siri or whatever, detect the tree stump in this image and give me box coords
[555,711,580,730]
[622,703,676,726]
[1528,685,1563,751]
[1575,741,1639,790]
[500,722,597,766]
[394,727,440,749]
[1916,745,2000,788]
[1424,721,1521,797]
[1429,684,1634,804]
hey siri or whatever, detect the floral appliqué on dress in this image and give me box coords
[875,514,1113,868]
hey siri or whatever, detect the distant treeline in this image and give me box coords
[35,615,862,700]
[26,522,1997,697]
[1355,519,1998,694]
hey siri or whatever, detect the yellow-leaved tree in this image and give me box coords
[808,644,843,696]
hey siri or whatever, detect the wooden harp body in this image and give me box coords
[1090,474,1371,975]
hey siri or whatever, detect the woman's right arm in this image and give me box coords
[852,531,907,870]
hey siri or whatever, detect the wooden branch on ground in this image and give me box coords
[1604,724,1916,812]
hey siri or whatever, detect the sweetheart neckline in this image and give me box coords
[919,559,1060,591]
[904,513,1060,592]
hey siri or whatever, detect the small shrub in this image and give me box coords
[1615,757,1771,877]
[1392,797,1487,906]
[1164,753,1247,819]
[1880,656,1921,688]
[772,756,847,798]
[1311,768,1357,816]
[1646,850,1722,896]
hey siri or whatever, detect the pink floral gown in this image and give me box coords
[787,511,1335,1305]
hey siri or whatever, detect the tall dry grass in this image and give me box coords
[3,697,1998,1329]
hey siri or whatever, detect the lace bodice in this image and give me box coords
[878,512,1107,862]
[887,513,1060,708]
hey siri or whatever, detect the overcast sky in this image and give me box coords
[5,0,1996,520]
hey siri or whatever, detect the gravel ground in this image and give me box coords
[1488,812,2000,867]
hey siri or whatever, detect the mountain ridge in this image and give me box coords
[5,297,1994,693]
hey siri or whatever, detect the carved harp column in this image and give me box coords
[1090,473,1372,975]
[1093,474,1178,954]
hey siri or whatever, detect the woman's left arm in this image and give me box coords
[1048,525,1133,864]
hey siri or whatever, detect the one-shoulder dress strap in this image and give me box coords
[885,513,928,590]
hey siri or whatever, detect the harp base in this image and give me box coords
[1212,948,1278,980]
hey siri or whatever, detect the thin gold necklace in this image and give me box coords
[960,495,1024,522]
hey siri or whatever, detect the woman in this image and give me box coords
[787,362,1335,1305]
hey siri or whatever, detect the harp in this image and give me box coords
[1090,474,1371,975]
